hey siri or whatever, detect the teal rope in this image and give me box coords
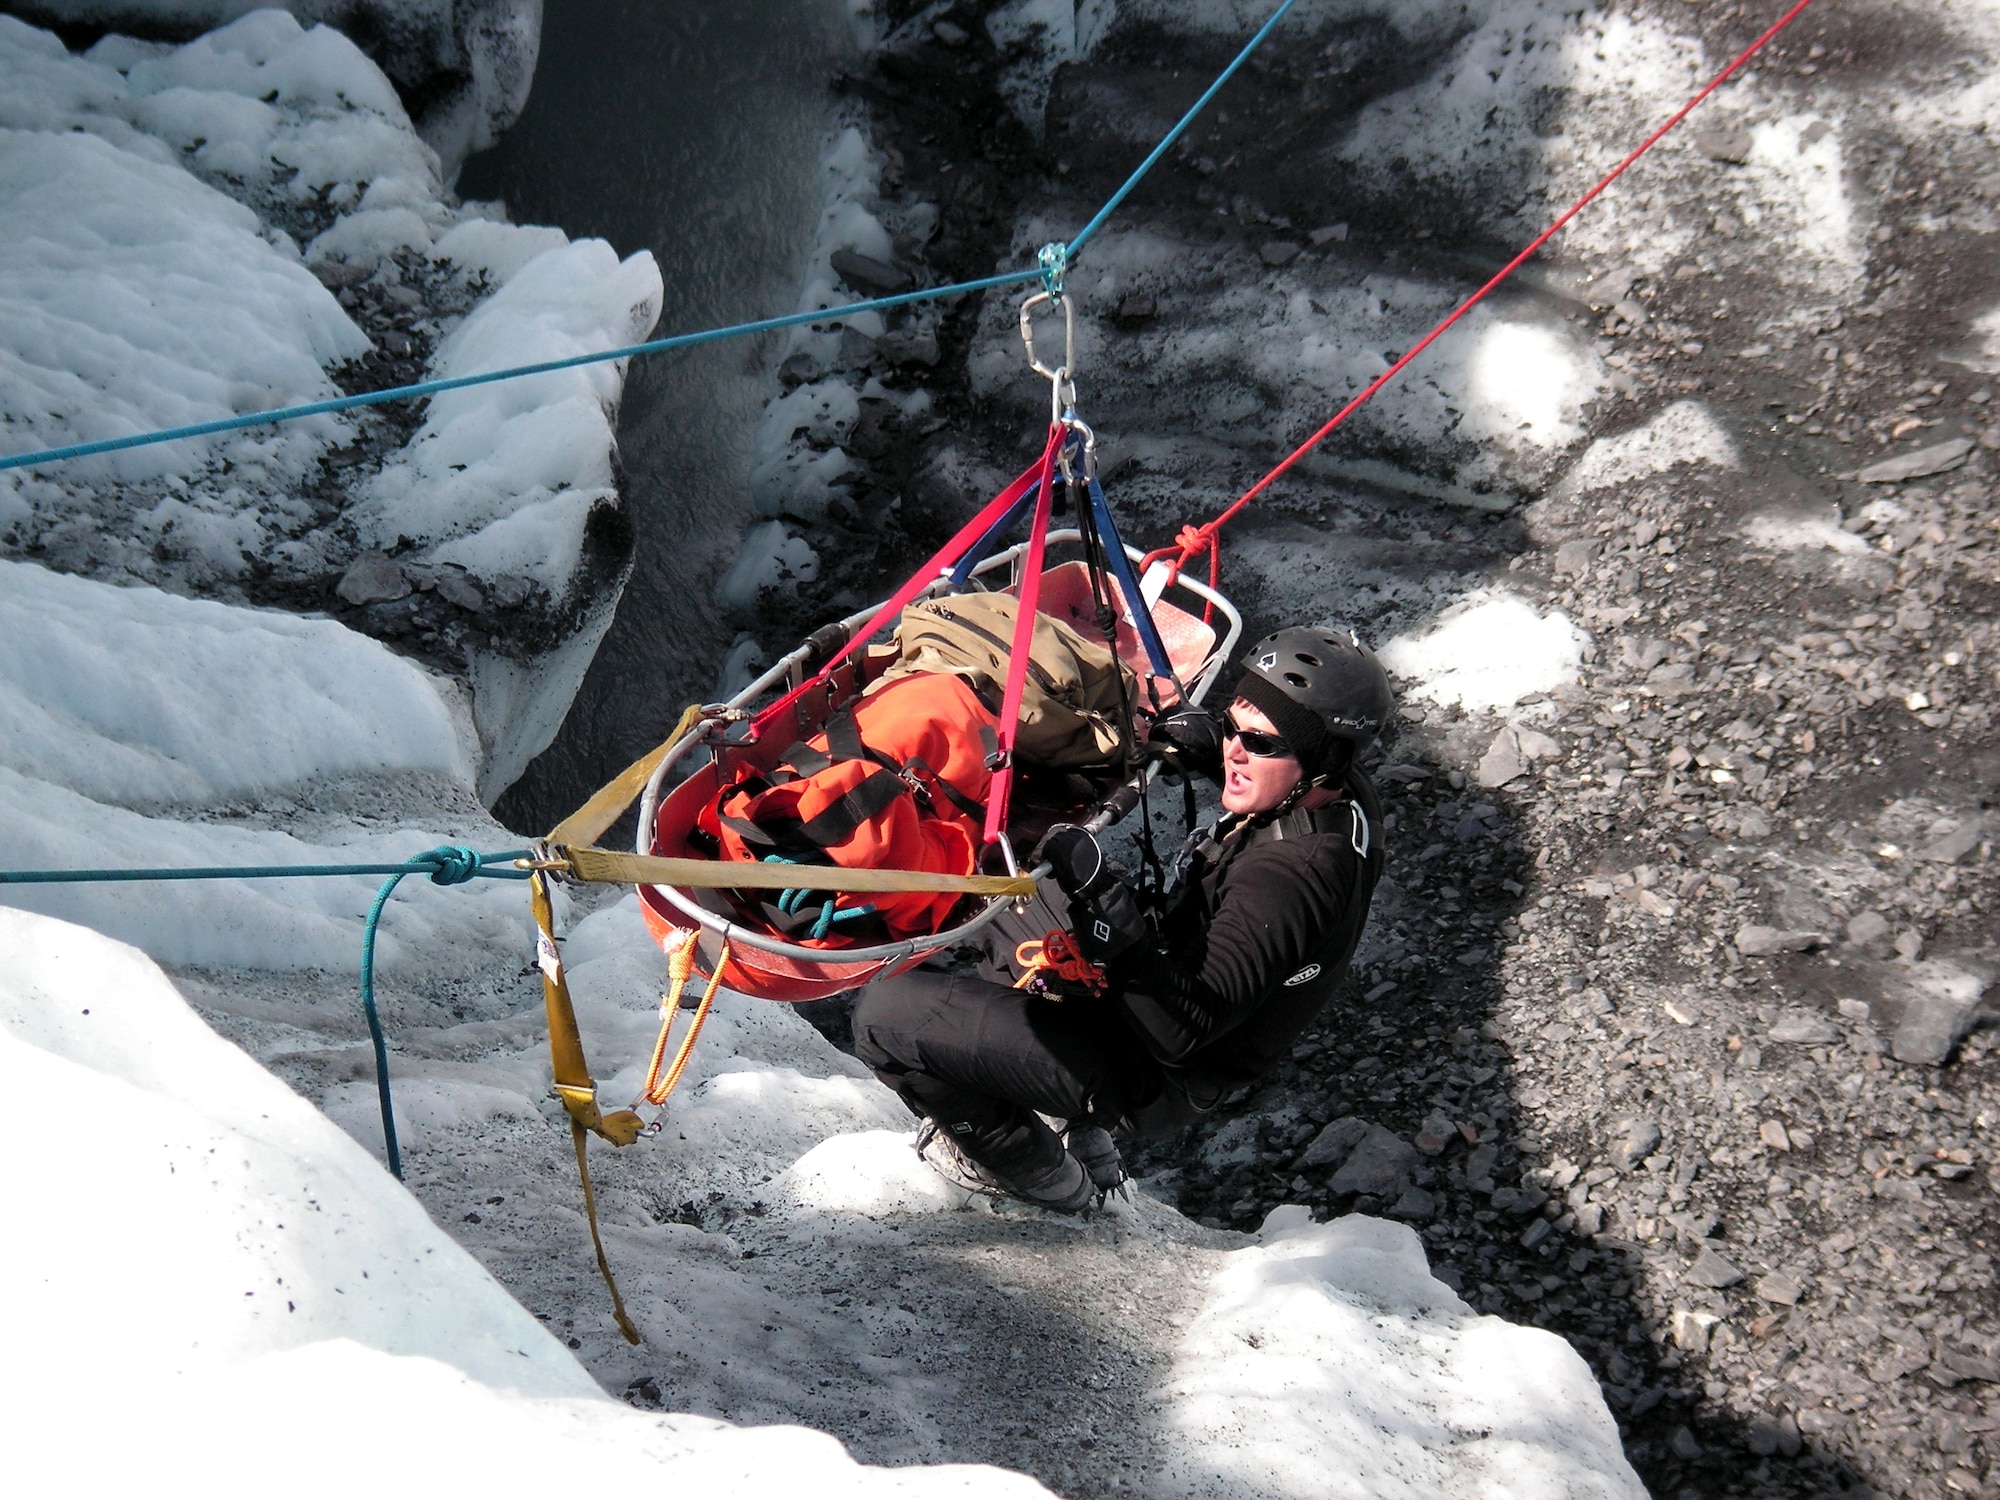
[1,844,528,1180]
[359,870,409,1178]
[1062,0,1298,258]
[0,272,1037,474]
[0,850,531,884]
[350,845,528,1180]
[0,1,1298,477]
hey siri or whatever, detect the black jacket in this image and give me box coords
[1108,769,1384,1100]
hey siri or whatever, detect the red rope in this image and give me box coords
[983,424,1063,845]
[1013,929,1108,996]
[754,426,1064,736]
[1145,0,1821,586]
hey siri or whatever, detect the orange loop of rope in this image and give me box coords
[1012,929,1108,997]
[639,932,728,1108]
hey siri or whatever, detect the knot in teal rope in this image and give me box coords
[1037,242,1068,300]
[415,845,485,885]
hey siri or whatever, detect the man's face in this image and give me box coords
[1220,696,1305,815]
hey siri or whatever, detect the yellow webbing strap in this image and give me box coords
[547,703,709,851]
[529,871,642,1345]
[558,844,1038,899]
[569,1118,640,1346]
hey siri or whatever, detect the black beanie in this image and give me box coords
[1232,670,1332,778]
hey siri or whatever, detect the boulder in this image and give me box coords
[1857,438,1975,483]
[1768,1009,1839,1046]
[1553,538,1602,577]
[1736,925,1824,958]
[1296,1115,1370,1169]
[1611,1119,1661,1171]
[830,249,910,295]
[1696,127,1753,163]
[1328,1125,1419,1197]
[1919,818,1987,865]
[336,551,411,606]
[1686,1248,1745,1288]
[1891,963,1993,1066]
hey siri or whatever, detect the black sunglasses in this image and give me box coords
[1222,712,1294,759]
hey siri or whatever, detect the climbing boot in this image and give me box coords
[1065,1124,1128,1196]
[914,1120,1095,1214]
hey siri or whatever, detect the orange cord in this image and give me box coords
[1013,928,1107,996]
[639,931,729,1107]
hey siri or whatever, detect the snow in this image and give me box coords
[22,1,544,177]
[0,528,1638,1492]
[0,558,470,808]
[1380,590,1589,712]
[1159,1208,1638,1498]
[1559,400,1738,495]
[355,237,663,595]
[0,904,1052,1497]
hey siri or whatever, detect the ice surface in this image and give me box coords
[1380,590,1589,711]
[0,766,529,971]
[718,518,822,612]
[1158,1209,1641,1498]
[1740,509,1871,558]
[0,549,518,972]
[0,905,1054,1497]
[27,1,544,177]
[1,11,655,616]
[1560,400,1738,495]
[356,237,664,595]
[0,107,365,488]
[0,558,470,808]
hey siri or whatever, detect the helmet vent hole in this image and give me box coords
[1282,672,1309,687]
[1296,652,1321,667]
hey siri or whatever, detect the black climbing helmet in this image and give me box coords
[1231,625,1394,782]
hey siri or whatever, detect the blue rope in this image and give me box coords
[359,870,408,1179]
[1063,0,1299,260]
[0,849,531,884]
[1085,471,1177,681]
[352,845,525,1181]
[1,844,526,1180]
[0,2,1297,477]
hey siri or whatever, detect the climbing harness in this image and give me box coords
[1144,0,1822,597]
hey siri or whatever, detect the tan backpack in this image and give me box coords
[879,592,1132,768]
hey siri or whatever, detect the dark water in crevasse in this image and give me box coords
[462,1,851,834]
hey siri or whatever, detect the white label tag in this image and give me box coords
[536,932,562,980]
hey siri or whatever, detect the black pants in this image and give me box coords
[852,969,1188,1181]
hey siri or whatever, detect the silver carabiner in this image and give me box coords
[1019,290,1076,383]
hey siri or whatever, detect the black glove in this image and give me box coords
[1147,705,1223,781]
[1036,824,1148,963]
[1036,824,1114,899]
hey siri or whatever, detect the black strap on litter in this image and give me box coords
[776,742,834,777]
[720,767,909,855]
